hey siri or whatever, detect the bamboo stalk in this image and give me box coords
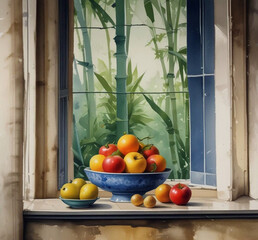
[115,0,128,138]
[74,0,96,138]
[165,0,181,178]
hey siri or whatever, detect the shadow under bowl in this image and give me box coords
[84,167,172,202]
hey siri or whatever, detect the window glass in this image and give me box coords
[73,0,188,179]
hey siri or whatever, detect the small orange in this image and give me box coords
[155,184,171,203]
[117,134,139,155]
[89,154,105,171]
[143,195,156,208]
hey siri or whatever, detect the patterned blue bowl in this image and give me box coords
[84,167,172,202]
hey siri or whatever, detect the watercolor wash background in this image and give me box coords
[72,0,188,179]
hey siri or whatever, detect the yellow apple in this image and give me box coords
[124,152,147,173]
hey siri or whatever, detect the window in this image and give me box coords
[58,0,216,188]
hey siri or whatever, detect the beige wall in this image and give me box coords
[0,0,24,239]
[24,219,258,240]
[248,0,258,199]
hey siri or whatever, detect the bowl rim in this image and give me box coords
[84,167,172,175]
[59,196,99,202]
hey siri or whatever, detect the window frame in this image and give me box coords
[56,0,250,202]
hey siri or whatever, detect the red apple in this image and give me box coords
[169,183,192,205]
[99,144,118,157]
[142,145,159,158]
[102,155,125,173]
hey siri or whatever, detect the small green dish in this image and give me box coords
[59,197,99,208]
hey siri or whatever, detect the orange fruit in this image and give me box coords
[117,134,139,155]
[155,184,171,203]
[131,194,144,206]
[89,154,105,171]
[143,195,156,208]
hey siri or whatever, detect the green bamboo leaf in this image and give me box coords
[178,59,185,87]
[89,0,115,25]
[178,22,187,29]
[132,96,144,106]
[77,60,90,68]
[79,114,88,129]
[131,115,153,124]
[80,137,97,146]
[72,115,84,165]
[127,60,133,85]
[143,94,174,134]
[74,164,87,179]
[94,72,116,101]
[178,46,187,55]
[144,0,155,23]
[131,73,144,92]
[168,50,187,63]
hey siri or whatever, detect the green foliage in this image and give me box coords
[144,0,154,23]
[73,0,189,179]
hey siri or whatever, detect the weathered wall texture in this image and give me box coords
[0,0,24,239]
[248,0,258,199]
[35,0,59,198]
[24,219,258,240]
[231,0,248,200]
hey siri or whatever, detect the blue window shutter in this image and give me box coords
[58,0,69,189]
[187,0,216,186]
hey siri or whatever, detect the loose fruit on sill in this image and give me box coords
[143,195,156,208]
[169,183,192,205]
[131,194,144,206]
[155,183,171,203]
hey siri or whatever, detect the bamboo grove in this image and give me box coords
[73,0,189,179]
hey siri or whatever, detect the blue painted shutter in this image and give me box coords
[187,0,216,186]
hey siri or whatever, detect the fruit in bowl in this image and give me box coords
[84,134,172,202]
[59,178,99,208]
[124,152,147,173]
[102,155,125,173]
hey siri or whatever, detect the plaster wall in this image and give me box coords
[24,219,258,240]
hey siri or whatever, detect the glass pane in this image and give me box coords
[73,0,188,179]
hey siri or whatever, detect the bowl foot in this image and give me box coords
[110,192,146,202]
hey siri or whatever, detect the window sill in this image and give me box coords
[23,196,258,220]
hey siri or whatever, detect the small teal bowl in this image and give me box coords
[84,167,172,202]
[59,197,99,208]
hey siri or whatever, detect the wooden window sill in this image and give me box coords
[23,196,258,220]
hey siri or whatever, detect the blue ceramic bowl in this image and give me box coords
[84,167,172,202]
[59,197,99,208]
